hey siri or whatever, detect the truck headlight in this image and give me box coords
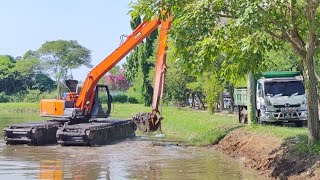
[261,105,275,112]
[300,111,308,118]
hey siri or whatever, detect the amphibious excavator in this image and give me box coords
[3,16,172,146]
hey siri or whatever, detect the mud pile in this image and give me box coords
[216,129,320,180]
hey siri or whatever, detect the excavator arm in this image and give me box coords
[150,18,172,130]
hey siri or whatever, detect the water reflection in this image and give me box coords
[39,160,62,180]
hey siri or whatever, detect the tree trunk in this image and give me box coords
[196,92,205,109]
[229,84,235,112]
[304,54,319,143]
[56,76,61,99]
[219,92,224,111]
[247,73,256,125]
[184,91,189,106]
[191,92,195,108]
[304,0,320,144]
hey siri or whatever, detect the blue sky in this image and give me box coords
[0,0,136,81]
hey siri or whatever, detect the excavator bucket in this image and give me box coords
[133,112,162,132]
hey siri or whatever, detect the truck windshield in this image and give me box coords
[264,81,305,96]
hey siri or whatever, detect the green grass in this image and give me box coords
[246,124,307,139]
[0,102,39,112]
[109,103,151,118]
[162,109,240,146]
[291,135,320,155]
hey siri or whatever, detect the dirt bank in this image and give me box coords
[216,128,320,180]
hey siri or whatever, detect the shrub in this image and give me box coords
[99,93,108,104]
[127,87,144,104]
[23,89,41,102]
[112,92,128,103]
[128,96,139,104]
[40,90,58,99]
[0,92,10,103]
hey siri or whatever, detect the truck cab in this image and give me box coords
[235,71,307,126]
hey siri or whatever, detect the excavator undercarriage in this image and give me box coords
[4,120,64,145]
[4,119,137,146]
[57,119,136,146]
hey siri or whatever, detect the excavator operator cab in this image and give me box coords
[91,84,112,118]
[75,83,112,119]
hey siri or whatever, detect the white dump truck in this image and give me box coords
[234,71,307,126]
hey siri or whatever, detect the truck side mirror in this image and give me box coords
[258,90,263,97]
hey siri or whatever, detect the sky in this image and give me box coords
[0,0,136,81]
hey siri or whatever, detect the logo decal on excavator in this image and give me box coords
[135,32,142,39]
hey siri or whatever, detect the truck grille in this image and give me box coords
[273,112,301,118]
[274,104,300,108]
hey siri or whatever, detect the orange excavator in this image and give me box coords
[3,16,172,146]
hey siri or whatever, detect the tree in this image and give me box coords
[38,40,91,96]
[133,0,320,144]
[0,55,15,94]
[164,55,189,105]
[0,52,55,96]
[14,51,41,91]
[124,17,142,83]
[109,65,121,75]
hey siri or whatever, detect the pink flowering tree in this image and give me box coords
[105,69,129,91]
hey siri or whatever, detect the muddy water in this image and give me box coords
[0,112,267,180]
